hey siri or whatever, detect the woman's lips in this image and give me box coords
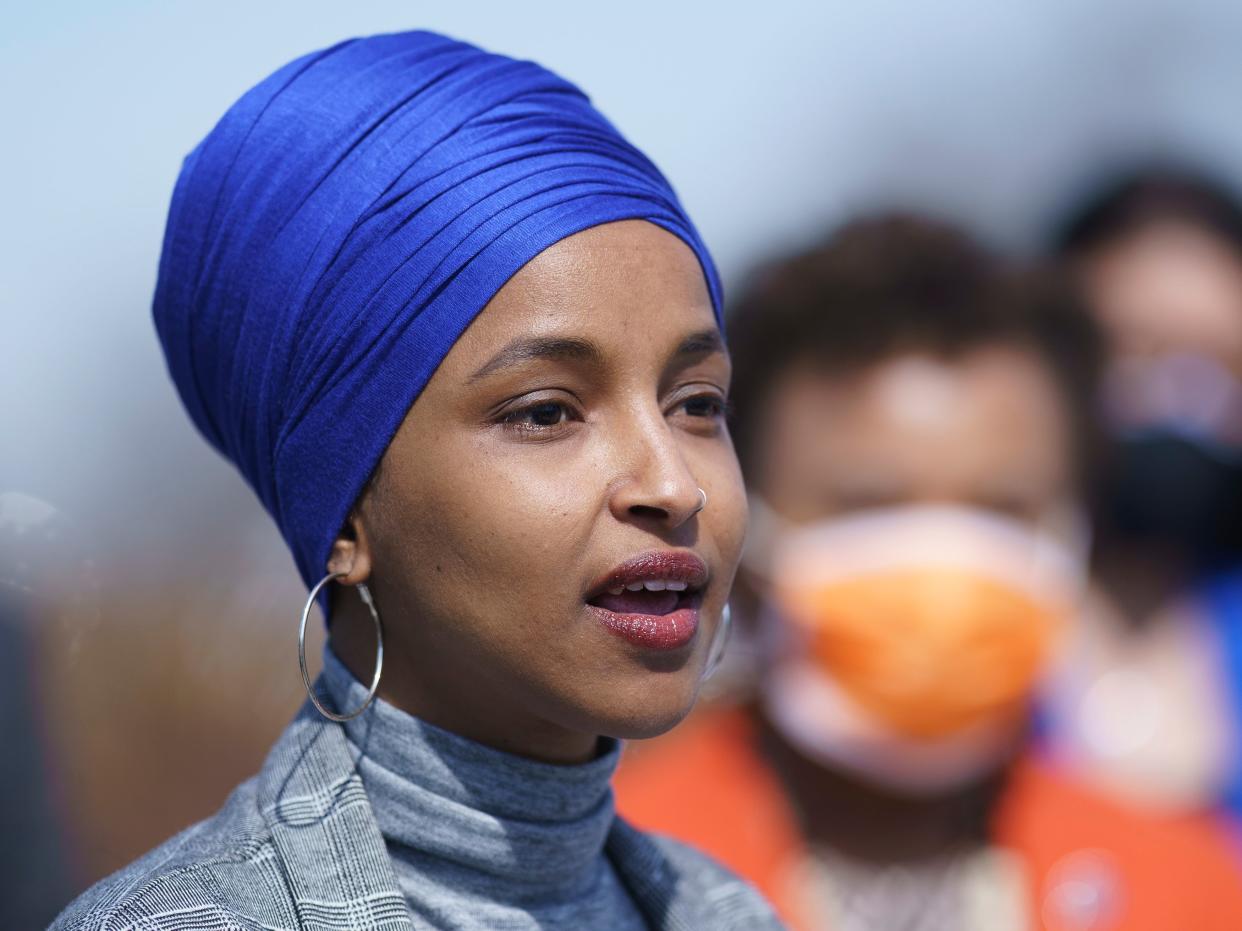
[593,588,681,615]
[585,550,707,650]
[587,593,701,650]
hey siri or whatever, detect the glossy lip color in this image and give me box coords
[585,550,708,650]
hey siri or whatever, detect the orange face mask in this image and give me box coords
[768,505,1083,742]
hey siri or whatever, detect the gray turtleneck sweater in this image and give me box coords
[321,648,648,930]
[52,644,784,930]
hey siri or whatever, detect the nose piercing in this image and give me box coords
[692,487,707,515]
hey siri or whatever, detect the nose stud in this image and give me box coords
[692,487,707,515]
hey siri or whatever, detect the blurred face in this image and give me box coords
[1080,220,1242,379]
[749,348,1081,791]
[331,220,746,763]
[1075,222,1242,563]
[754,347,1076,528]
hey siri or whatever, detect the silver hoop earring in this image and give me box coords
[298,571,384,722]
[701,602,732,681]
[692,487,708,515]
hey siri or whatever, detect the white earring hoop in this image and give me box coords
[298,571,384,722]
[701,602,732,681]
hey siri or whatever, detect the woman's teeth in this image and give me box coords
[608,580,690,595]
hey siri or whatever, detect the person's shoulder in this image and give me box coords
[998,753,1242,928]
[608,815,786,929]
[999,751,1237,856]
[49,777,288,931]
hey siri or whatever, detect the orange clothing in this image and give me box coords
[614,707,1242,931]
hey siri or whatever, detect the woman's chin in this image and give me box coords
[581,674,704,741]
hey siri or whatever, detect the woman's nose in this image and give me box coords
[607,417,705,529]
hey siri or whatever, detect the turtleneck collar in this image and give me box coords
[320,647,621,901]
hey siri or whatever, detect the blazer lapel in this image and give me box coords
[258,702,415,930]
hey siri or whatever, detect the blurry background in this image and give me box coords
[7,0,1242,926]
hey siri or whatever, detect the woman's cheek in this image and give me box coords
[705,447,748,557]
[466,468,592,577]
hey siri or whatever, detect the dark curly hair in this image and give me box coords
[726,214,1103,486]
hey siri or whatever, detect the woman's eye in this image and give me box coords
[501,400,574,430]
[679,394,727,419]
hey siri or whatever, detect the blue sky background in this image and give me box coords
[7,0,1242,590]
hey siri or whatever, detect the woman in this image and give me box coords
[52,30,778,930]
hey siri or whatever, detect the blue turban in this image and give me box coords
[153,30,722,593]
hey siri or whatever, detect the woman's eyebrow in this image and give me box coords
[469,335,603,382]
[469,328,723,382]
[673,328,725,362]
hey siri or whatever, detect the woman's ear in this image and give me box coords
[326,508,374,585]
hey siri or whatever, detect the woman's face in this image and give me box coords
[332,220,746,762]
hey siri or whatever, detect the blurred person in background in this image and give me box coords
[615,215,1242,930]
[51,30,779,931]
[0,495,76,929]
[1039,167,1242,817]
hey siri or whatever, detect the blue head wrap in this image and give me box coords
[153,31,722,591]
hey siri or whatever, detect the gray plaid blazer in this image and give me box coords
[51,700,784,930]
